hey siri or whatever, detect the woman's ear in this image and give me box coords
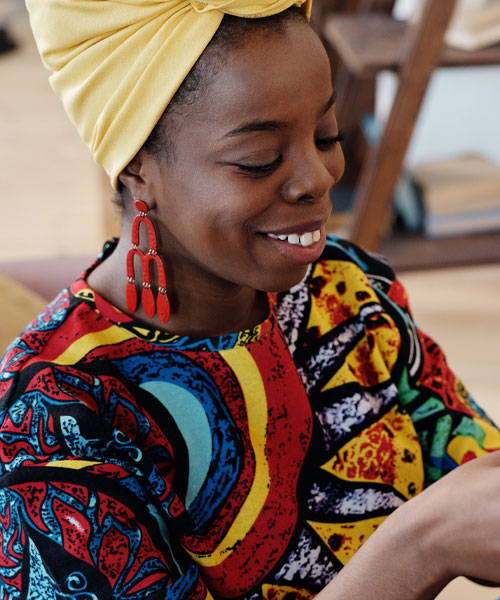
[117,150,157,208]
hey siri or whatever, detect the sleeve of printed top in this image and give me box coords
[0,352,208,599]
[333,238,500,487]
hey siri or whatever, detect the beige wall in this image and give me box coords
[0,10,115,260]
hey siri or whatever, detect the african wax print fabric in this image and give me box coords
[0,237,498,600]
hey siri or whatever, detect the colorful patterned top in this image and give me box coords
[0,237,498,600]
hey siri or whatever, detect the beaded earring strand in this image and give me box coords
[126,200,170,323]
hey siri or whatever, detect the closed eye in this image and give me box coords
[316,129,344,151]
[231,155,283,175]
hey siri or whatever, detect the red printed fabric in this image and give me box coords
[0,237,497,599]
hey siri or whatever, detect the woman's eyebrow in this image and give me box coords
[221,120,285,139]
[221,91,337,140]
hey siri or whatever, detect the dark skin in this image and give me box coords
[87,20,344,337]
[87,17,500,599]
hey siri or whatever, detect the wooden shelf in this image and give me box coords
[380,230,500,272]
[324,14,500,77]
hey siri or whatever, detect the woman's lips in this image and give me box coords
[259,226,327,264]
[266,229,321,247]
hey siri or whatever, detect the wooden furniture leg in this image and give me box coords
[348,0,457,250]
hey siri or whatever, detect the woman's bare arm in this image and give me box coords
[316,450,500,599]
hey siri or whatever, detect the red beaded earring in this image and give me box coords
[126,200,170,323]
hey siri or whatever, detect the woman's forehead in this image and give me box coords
[186,21,333,133]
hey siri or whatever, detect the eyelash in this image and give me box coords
[236,156,283,175]
[235,130,344,175]
[316,129,344,150]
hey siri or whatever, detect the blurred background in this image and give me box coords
[1,0,500,597]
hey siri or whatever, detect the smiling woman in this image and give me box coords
[2,1,500,599]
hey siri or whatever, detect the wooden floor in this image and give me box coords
[1,8,500,599]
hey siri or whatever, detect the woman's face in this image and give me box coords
[146,19,344,294]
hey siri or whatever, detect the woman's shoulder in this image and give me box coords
[0,275,116,412]
[276,235,399,313]
[0,288,72,385]
[317,235,396,284]
[0,246,113,395]
[275,236,410,359]
[0,285,157,482]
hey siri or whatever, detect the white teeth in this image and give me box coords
[266,229,321,247]
[300,232,313,247]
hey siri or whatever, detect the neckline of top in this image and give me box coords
[71,239,278,352]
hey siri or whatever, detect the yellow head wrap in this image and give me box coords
[26,0,312,188]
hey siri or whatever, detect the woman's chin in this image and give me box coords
[257,266,311,294]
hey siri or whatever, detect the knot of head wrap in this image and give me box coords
[26,0,311,188]
[189,0,307,17]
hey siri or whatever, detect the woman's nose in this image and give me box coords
[280,148,339,204]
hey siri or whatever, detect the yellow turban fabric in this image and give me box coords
[26,0,312,188]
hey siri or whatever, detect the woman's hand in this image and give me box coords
[316,450,500,599]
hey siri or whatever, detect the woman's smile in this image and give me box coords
[258,225,327,265]
[265,230,321,247]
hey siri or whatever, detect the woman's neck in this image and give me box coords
[86,239,270,338]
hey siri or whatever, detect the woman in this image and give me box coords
[1,1,500,598]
